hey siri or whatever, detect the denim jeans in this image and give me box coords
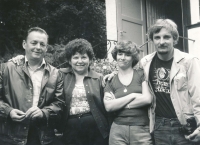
[154,116,193,145]
[109,122,153,145]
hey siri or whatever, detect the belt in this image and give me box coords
[69,112,92,119]
[155,116,181,127]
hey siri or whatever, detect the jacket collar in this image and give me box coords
[60,67,100,79]
[142,48,185,84]
[141,48,184,81]
[144,48,184,63]
[18,57,50,74]
[173,48,185,63]
[170,49,185,83]
[143,51,157,63]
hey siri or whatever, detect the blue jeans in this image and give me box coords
[109,122,153,145]
[154,116,193,145]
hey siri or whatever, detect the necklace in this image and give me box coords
[123,86,127,93]
[118,70,133,93]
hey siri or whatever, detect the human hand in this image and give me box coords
[102,71,117,87]
[110,92,116,99]
[124,93,137,108]
[185,128,200,143]
[25,106,43,120]
[8,55,24,65]
[10,109,26,122]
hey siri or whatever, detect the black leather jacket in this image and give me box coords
[60,67,109,139]
[0,60,64,145]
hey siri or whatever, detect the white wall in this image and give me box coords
[188,28,200,59]
[188,0,200,59]
[190,0,200,24]
[105,0,117,61]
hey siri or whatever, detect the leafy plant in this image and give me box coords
[90,59,118,75]
[0,0,107,63]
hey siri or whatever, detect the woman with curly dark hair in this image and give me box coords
[104,40,153,145]
[60,38,109,145]
[10,38,109,145]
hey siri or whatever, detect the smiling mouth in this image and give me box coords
[33,50,41,52]
[118,62,127,65]
[33,51,42,54]
[76,64,85,66]
[118,61,126,63]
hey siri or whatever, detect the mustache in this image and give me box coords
[158,44,168,48]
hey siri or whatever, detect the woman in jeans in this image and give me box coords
[59,38,109,145]
[104,40,153,145]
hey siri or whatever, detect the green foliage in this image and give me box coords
[0,0,107,63]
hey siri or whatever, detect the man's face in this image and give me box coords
[23,31,48,61]
[153,28,174,58]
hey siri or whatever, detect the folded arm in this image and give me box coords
[103,91,137,112]
[125,81,152,109]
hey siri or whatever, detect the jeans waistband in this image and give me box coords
[155,116,181,127]
[69,112,92,119]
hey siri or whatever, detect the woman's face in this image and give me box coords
[69,52,91,75]
[116,52,133,70]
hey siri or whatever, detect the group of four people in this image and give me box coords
[0,18,200,145]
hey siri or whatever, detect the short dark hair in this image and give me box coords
[111,40,140,67]
[25,27,49,43]
[148,19,179,45]
[64,38,95,62]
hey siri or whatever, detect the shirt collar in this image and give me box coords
[25,56,46,69]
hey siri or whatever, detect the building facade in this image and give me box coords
[106,0,200,59]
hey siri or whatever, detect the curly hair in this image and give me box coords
[148,19,179,45]
[64,38,95,62]
[111,40,140,67]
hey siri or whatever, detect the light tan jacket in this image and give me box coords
[140,48,200,133]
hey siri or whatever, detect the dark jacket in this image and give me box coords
[0,60,64,145]
[60,67,109,139]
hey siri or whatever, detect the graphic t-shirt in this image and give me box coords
[70,84,90,115]
[149,54,177,118]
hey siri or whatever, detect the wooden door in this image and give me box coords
[116,0,147,56]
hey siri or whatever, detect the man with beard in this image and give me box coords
[140,19,200,144]
[0,27,64,145]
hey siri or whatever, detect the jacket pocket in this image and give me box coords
[9,122,27,139]
[182,107,194,119]
[154,120,162,131]
[0,120,10,135]
[39,126,55,144]
[174,73,187,91]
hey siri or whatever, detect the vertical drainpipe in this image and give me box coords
[181,0,185,52]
